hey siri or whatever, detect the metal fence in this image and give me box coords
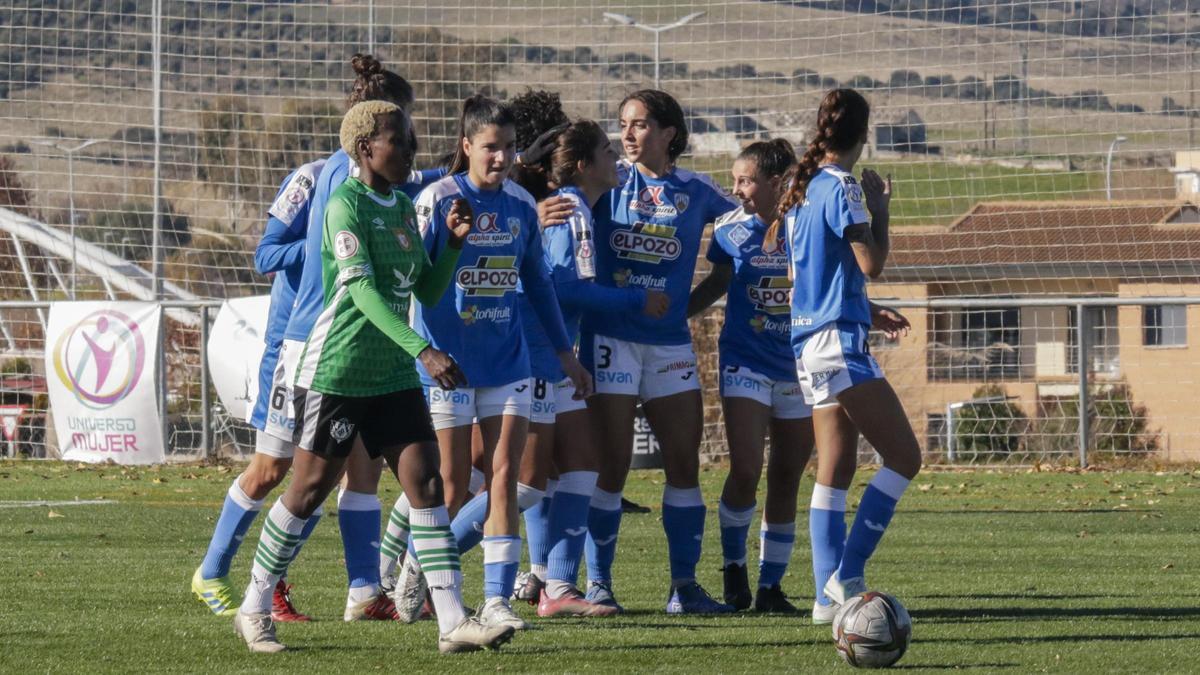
[4,295,1197,467]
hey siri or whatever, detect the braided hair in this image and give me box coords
[347,53,415,111]
[773,89,870,230]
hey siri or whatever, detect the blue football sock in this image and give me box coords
[524,480,554,579]
[810,484,847,606]
[482,535,521,599]
[718,499,756,567]
[200,479,263,580]
[662,485,706,585]
[758,520,795,588]
[546,471,597,586]
[585,488,623,584]
[840,467,910,581]
[451,490,489,555]
[337,489,381,590]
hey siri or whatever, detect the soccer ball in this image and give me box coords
[832,591,912,668]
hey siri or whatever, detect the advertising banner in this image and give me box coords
[207,295,271,422]
[45,302,163,464]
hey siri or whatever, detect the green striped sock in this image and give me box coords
[379,494,411,580]
[242,500,306,614]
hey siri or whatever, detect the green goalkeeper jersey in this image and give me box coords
[294,176,458,397]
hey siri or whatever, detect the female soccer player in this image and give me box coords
[518,120,667,616]
[689,139,911,615]
[410,95,592,631]
[192,53,420,621]
[580,89,738,614]
[233,101,513,654]
[781,88,922,624]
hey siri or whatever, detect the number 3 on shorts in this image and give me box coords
[598,345,612,369]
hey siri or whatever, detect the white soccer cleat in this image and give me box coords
[477,596,531,631]
[822,572,867,606]
[438,616,516,654]
[234,610,286,653]
[392,556,428,624]
[812,600,840,625]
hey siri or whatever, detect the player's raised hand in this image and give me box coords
[520,122,569,168]
[860,168,892,216]
[537,195,573,228]
[445,198,474,248]
[870,305,910,340]
[419,346,467,390]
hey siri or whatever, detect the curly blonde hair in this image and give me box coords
[340,100,406,164]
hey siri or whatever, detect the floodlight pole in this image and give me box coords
[1105,136,1127,201]
[603,11,705,90]
[28,137,111,300]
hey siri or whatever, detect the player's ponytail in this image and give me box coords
[347,53,415,111]
[774,88,870,231]
[447,95,518,175]
[740,138,798,246]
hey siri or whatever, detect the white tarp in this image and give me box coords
[207,295,271,423]
[45,302,164,464]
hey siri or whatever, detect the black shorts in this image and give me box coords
[292,387,436,458]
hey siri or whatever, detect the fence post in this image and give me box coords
[1076,303,1089,468]
[158,304,169,459]
[200,305,211,460]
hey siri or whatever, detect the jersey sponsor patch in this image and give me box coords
[329,417,355,442]
[610,221,682,264]
[456,256,518,297]
[747,276,792,315]
[727,222,752,248]
[334,230,360,259]
[268,172,315,225]
[466,212,514,247]
[570,212,596,280]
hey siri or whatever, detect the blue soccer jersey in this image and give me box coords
[413,173,571,388]
[706,207,795,383]
[581,160,737,346]
[786,164,872,351]
[247,159,323,429]
[520,186,647,382]
[283,148,444,343]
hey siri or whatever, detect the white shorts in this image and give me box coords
[254,429,294,459]
[795,322,884,408]
[261,338,303,445]
[586,334,701,401]
[426,379,533,430]
[719,365,812,420]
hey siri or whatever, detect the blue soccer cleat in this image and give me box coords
[666,581,736,614]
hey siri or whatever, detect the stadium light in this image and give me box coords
[28,137,114,299]
[1105,136,1127,201]
[603,11,706,89]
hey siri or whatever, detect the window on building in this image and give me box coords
[1143,305,1187,347]
[1067,306,1120,375]
[927,306,1020,380]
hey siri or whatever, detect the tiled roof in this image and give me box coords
[885,201,1200,281]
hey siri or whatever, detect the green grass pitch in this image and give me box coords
[1,461,1197,673]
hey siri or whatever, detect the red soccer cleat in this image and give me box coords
[271,581,313,622]
[537,587,620,618]
[345,593,402,621]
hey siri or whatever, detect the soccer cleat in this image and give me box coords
[477,596,531,631]
[271,581,312,622]
[192,566,239,617]
[722,563,753,611]
[666,581,736,615]
[621,497,651,514]
[438,616,516,654]
[753,585,799,614]
[585,580,626,614]
[823,572,868,606]
[391,556,428,624]
[234,611,286,653]
[344,593,401,621]
[537,587,620,617]
[512,570,545,606]
[812,600,840,625]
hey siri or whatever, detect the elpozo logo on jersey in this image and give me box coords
[466,212,514,247]
[456,256,518,297]
[52,310,146,410]
[629,186,679,217]
[610,221,681,264]
[747,275,792,316]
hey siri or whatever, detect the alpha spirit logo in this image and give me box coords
[52,310,146,410]
[629,186,679,217]
[456,256,518,297]
[610,221,681,264]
